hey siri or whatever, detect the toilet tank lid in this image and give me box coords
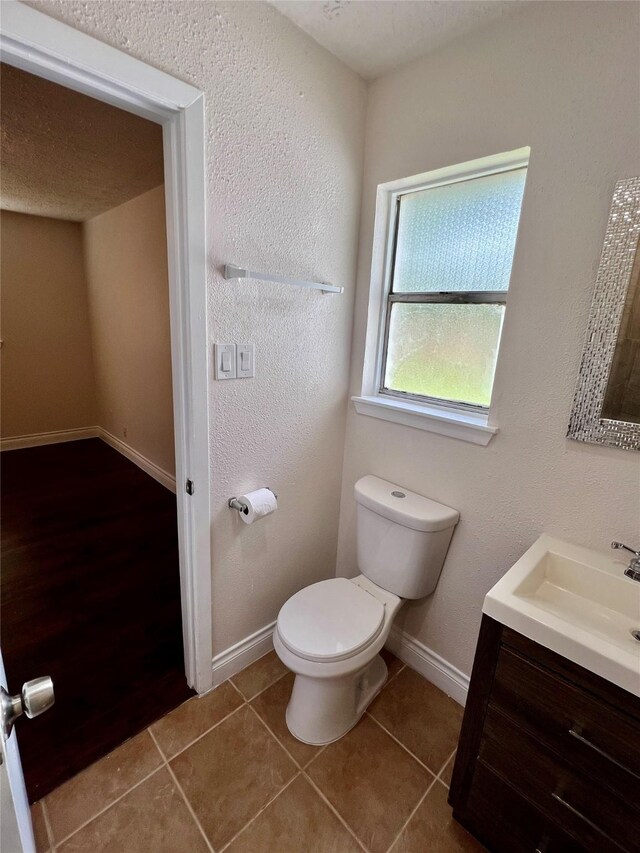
[354,475,459,532]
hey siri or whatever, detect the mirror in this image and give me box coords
[601,240,640,424]
[568,176,640,451]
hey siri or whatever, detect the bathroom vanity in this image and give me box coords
[449,536,640,853]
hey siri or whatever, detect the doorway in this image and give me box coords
[0,2,212,804]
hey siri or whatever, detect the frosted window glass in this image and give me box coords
[384,303,505,407]
[393,168,526,293]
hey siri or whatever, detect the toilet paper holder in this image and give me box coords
[228,489,278,515]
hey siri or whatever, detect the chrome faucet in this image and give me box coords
[611,541,640,582]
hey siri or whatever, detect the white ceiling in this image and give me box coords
[270,0,526,80]
[1,64,165,222]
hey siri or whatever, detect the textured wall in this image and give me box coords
[1,211,97,437]
[337,1,640,676]
[29,0,367,655]
[83,186,175,477]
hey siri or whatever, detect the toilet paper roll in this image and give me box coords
[238,488,278,524]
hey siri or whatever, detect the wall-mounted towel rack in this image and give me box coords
[224,264,343,295]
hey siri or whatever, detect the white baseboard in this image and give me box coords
[209,620,468,707]
[1,425,176,492]
[386,626,469,707]
[97,428,176,492]
[1,426,99,451]
[211,621,276,688]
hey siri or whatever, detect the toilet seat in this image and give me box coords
[276,578,385,663]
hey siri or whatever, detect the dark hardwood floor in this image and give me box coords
[1,438,192,801]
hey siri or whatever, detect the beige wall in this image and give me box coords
[337,1,640,677]
[1,210,97,438]
[83,185,175,477]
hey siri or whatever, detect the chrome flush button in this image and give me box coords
[391,491,406,498]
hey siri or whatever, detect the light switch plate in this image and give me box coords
[214,343,236,380]
[236,343,255,378]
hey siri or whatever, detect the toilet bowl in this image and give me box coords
[274,475,459,745]
[273,575,402,744]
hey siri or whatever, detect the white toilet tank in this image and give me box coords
[354,475,459,599]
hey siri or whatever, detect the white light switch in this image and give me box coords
[236,344,255,378]
[214,343,236,379]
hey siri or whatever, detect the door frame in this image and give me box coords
[1,2,213,693]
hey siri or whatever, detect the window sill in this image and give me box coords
[351,395,498,446]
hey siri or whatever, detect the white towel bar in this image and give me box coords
[224,264,343,295]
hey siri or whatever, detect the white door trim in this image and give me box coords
[0,1,213,693]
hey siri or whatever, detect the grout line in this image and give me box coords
[245,703,369,848]
[383,774,440,853]
[240,706,366,851]
[40,799,56,853]
[365,712,438,777]
[382,661,406,691]
[41,670,278,852]
[435,748,457,788]
[146,726,168,762]
[245,665,443,853]
[150,726,215,853]
[302,772,370,853]
[231,667,289,703]
[52,691,245,846]
[164,763,215,853]
[227,679,248,702]
[160,665,289,764]
[162,699,246,761]
[246,704,305,770]
[247,702,328,771]
[52,764,166,847]
[217,773,301,852]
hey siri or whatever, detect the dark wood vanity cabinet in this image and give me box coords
[449,616,640,853]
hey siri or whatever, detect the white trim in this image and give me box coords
[1,427,176,491]
[352,395,498,446]
[1,427,99,451]
[379,149,530,200]
[0,2,201,119]
[358,147,530,445]
[386,626,469,707]
[97,429,176,492]
[0,2,212,694]
[211,622,276,688]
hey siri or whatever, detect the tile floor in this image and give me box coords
[30,650,484,853]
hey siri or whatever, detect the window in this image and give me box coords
[354,149,529,445]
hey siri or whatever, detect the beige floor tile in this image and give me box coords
[57,767,209,853]
[30,801,50,853]
[306,714,432,853]
[369,667,463,773]
[380,647,404,680]
[250,672,323,767]
[225,774,362,853]
[440,752,456,787]
[170,704,296,849]
[231,650,288,700]
[150,680,242,758]
[45,729,163,843]
[390,781,484,852]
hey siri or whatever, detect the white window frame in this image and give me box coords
[353,147,529,446]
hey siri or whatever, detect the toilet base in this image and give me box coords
[285,653,388,745]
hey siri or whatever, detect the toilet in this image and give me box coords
[273,474,459,745]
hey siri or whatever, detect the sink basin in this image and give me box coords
[484,534,640,696]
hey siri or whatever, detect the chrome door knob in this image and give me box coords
[21,676,55,719]
[1,676,55,741]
